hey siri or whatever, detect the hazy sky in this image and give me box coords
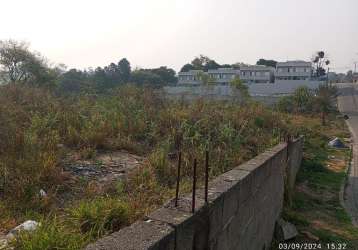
[1,0,357,73]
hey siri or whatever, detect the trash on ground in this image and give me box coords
[328,137,346,148]
[6,220,39,239]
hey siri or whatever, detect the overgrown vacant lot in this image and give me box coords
[0,84,293,248]
[0,85,353,249]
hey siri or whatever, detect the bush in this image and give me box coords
[13,218,84,250]
[68,198,129,239]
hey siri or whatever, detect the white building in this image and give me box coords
[207,68,240,85]
[178,70,204,85]
[240,65,275,84]
[275,61,312,81]
[178,68,240,85]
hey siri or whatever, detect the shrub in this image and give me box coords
[13,218,85,250]
[68,198,129,239]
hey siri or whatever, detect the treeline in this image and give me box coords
[180,55,245,72]
[58,62,177,94]
[0,40,177,94]
[179,55,278,72]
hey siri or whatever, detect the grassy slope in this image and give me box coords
[281,114,358,249]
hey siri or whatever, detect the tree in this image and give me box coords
[256,59,277,68]
[150,66,177,84]
[314,84,337,125]
[191,55,211,70]
[130,70,163,87]
[93,67,107,89]
[180,55,222,72]
[118,58,131,83]
[312,51,330,77]
[196,71,214,86]
[57,69,89,93]
[180,63,195,72]
[0,40,56,87]
[230,76,250,103]
[203,60,221,71]
[277,96,295,113]
[104,63,121,87]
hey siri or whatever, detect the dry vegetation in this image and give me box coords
[0,84,355,249]
[0,84,293,249]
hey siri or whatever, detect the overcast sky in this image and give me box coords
[1,0,357,73]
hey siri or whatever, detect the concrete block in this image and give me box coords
[86,220,175,250]
[275,218,298,241]
[148,199,209,250]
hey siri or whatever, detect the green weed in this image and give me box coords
[68,197,129,239]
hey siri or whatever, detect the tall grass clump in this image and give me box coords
[13,218,85,250]
[68,198,129,239]
[0,85,62,208]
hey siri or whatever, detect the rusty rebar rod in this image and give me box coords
[204,151,209,204]
[175,151,182,207]
[286,134,291,162]
[192,158,197,213]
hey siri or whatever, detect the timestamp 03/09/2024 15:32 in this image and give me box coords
[278,243,347,250]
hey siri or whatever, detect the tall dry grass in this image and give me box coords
[0,84,293,248]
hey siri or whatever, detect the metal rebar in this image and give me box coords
[192,158,197,213]
[175,151,182,207]
[204,151,209,204]
[286,134,291,162]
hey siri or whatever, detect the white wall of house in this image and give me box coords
[275,61,312,81]
[177,70,204,85]
[240,65,274,83]
[208,68,240,85]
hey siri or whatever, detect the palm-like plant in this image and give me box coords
[314,84,337,125]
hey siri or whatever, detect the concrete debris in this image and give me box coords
[328,137,346,148]
[39,189,47,198]
[275,218,298,241]
[6,220,39,240]
[63,151,143,184]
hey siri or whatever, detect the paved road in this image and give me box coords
[337,82,358,226]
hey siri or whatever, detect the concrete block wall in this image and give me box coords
[87,138,303,250]
[163,81,324,100]
[285,138,304,204]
